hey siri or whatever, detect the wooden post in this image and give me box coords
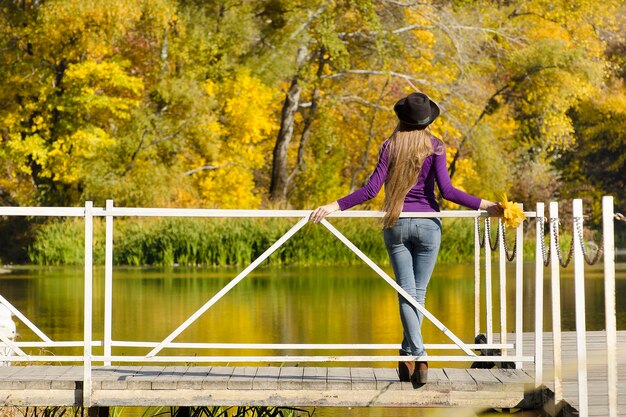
[573,199,588,416]
[104,199,114,366]
[515,205,524,369]
[474,217,481,338]
[485,218,493,345]
[534,203,544,387]
[83,201,94,407]
[549,202,563,403]
[87,407,110,417]
[498,219,507,357]
[603,196,617,417]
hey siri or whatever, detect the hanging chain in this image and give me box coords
[550,218,574,268]
[538,217,551,267]
[477,218,486,248]
[478,217,518,261]
[500,225,517,262]
[485,218,499,251]
[479,211,610,266]
[574,217,604,265]
[615,213,625,222]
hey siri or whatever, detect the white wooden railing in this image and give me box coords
[0,197,619,416]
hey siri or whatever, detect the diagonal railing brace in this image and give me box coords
[321,219,476,357]
[0,295,52,342]
[147,217,310,357]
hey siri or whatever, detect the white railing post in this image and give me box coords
[515,204,524,369]
[498,219,507,356]
[549,202,563,403]
[603,196,617,417]
[573,199,588,416]
[474,218,481,338]
[485,219,493,344]
[104,199,114,366]
[83,201,93,407]
[534,202,544,387]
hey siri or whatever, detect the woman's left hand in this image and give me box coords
[486,202,504,217]
[310,201,340,223]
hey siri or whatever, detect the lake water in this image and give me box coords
[1,261,625,416]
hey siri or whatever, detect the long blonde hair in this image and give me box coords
[383,125,437,228]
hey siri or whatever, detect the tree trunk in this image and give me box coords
[269,46,308,202]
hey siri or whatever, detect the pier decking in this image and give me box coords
[517,330,626,417]
[0,365,537,409]
[2,331,624,415]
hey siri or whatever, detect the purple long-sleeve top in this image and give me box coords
[337,136,482,212]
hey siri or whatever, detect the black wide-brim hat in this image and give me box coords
[393,92,440,129]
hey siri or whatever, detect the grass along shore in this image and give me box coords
[28,214,540,266]
[25,217,541,266]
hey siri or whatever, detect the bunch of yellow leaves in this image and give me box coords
[500,194,526,228]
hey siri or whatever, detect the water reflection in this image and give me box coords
[3,263,623,417]
[1,263,624,360]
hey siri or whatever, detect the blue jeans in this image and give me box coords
[383,217,442,357]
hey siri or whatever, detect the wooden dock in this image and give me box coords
[513,330,626,417]
[0,365,539,409]
[0,331,624,414]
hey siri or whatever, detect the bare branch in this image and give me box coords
[290,4,327,40]
[144,122,188,149]
[338,24,434,39]
[183,165,221,176]
[380,0,430,6]
[338,95,391,112]
[322,69,433,86]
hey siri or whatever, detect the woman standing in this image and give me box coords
[310,92,502,384]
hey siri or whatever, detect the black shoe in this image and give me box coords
[414,361,428,384]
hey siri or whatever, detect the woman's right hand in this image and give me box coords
[310,201,340,224]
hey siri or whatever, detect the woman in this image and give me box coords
[310,92,502,384]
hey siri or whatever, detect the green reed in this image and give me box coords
[27,217,539,266]
[0,406,312,417]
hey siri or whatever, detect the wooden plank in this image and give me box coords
[227,366,257,390]
[203,366,234,389]
[491,368,534,393]
[326,367,350,390]
[442,368,476,391]
[373,367,401,391]
[278,366,303,390]
[252,366,280,390]
[428,368,452,392]
[302,367,326,390]
[50,366,79,389]
[177,366,211,390]
[0,366,23,379]
[467,368,502,391]
[126,366,165,390]
[89,386,532,408]
[98,366,141,390]
[23,366,54,389]
[350,367,375,390]
[153,366,189,390]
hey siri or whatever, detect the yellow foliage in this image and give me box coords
[200,166,261,209]
[500,194,526,228]
[195,70,279,208]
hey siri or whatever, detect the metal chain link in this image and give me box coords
[550,218,574,268]
[485,218,499,251]
[500,225,517,262]
[615,213,625,222]
[477,218,486,248]
[574,217,604,265]
[538,217,550,267]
